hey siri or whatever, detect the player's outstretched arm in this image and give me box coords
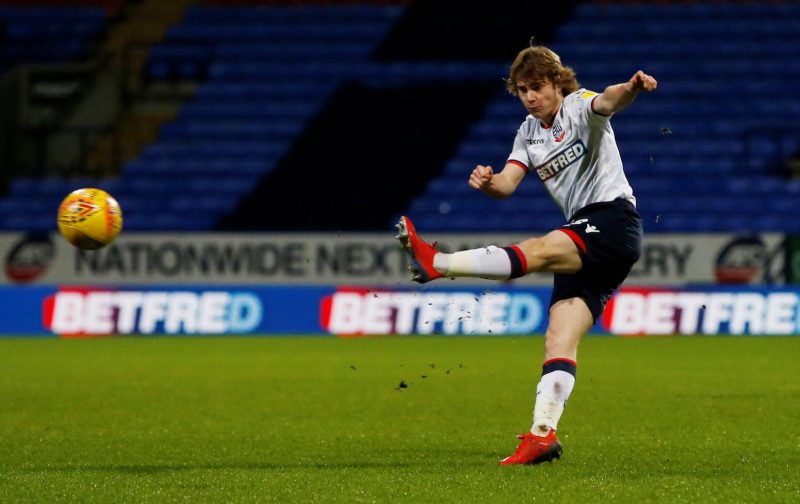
[593,70,657,116]
[469,163,525,199]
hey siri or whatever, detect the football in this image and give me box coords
[57,188,123,250]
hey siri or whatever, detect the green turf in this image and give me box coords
[1,336,798,503]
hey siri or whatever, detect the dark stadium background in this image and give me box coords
[0,0,797,236]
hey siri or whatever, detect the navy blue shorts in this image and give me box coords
[551,198,642,322]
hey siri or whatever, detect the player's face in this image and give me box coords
[516,79,563,124]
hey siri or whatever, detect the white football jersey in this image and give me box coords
[507,88,635,220]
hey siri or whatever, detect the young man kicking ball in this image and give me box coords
[396,45,656,465]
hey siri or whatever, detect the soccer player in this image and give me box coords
[395,45,657,465]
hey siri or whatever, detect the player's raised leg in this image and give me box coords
[395,216,582,283]
[500,297,592,465]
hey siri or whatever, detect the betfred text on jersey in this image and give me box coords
[535,140,587,182]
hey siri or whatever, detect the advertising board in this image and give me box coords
[0,231,786,286]
[3,284,800,337]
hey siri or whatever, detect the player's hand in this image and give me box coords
[629,70,657,92]
[469,165,494,190]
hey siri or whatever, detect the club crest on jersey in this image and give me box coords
[552,123,567,142]
[534,139,587,182]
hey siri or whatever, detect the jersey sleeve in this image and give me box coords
[507,126,530,173]
[570,89,611,127]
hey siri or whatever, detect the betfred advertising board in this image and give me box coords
[603,287,800,335]
[1,285,550,337]
[321,288,546,335]
[3,284,800,337]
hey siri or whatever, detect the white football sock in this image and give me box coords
[433,246,513,279]
[531,370,576,436]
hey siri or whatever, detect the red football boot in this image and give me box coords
[499,429,563,466]
[395,216,443,283]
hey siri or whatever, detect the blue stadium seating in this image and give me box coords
[1,2,799,233]
[0,6,105,71]
[118,5,405,230]
[111,6,504,231]
[0,5,407,231]
[407,2,800,232]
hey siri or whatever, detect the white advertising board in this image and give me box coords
[0,231,785,286]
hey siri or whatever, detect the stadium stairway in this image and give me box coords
[406,2,800,233]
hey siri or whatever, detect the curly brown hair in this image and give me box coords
[506,46,580,97]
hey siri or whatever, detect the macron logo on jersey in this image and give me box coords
[535,140,587,182]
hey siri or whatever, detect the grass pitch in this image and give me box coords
[1,336,798,503]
